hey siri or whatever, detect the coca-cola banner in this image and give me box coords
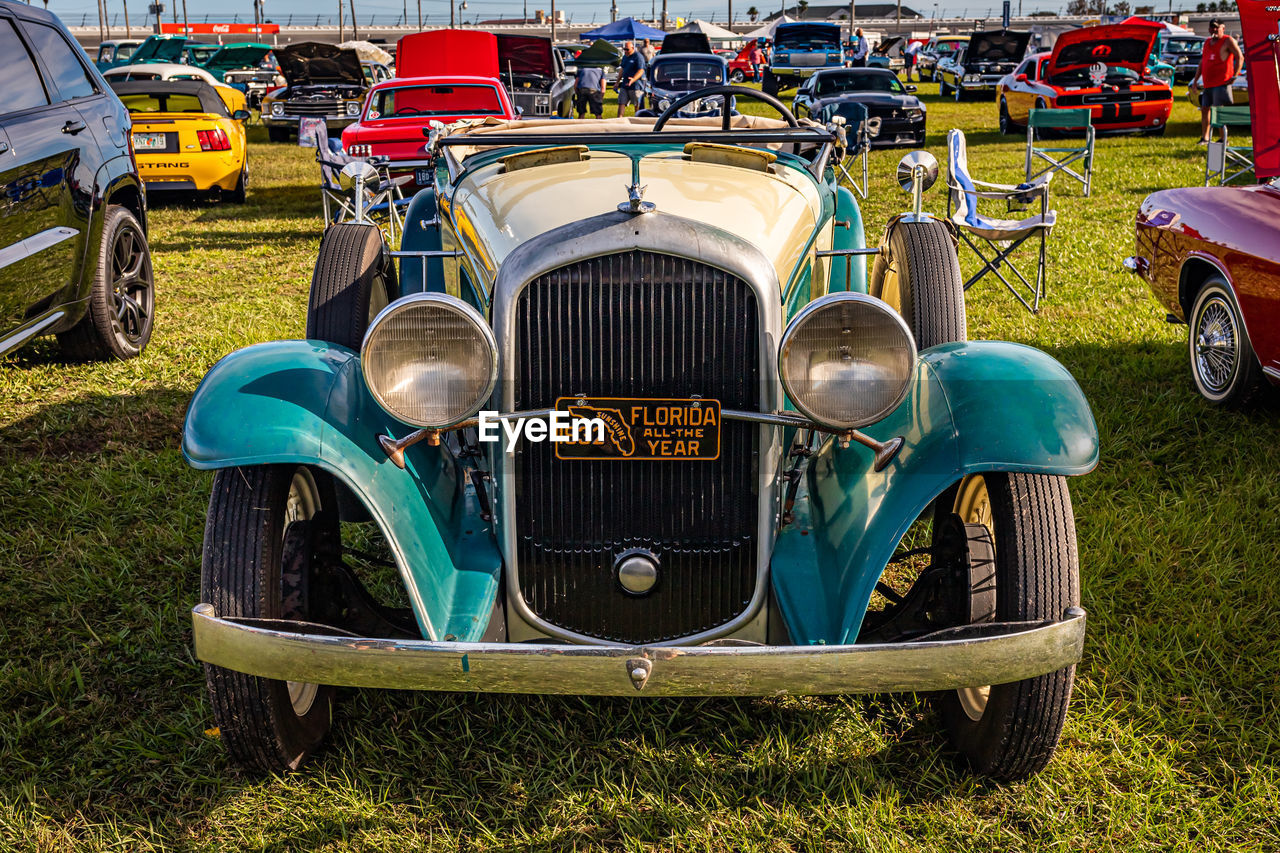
[158,22,281,34]
[1237,0,1280,177]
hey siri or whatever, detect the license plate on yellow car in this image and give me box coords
[553,397,721,461]
[132,133,166,151]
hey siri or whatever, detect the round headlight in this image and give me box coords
[346,100,363,116]
[778,293,916,430]
[658,97,671,111]
[270,102,285,117]
[361,293,498,429]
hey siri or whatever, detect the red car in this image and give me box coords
[1128,180,1280,405]
[996,23,1172,135]
[342,33,518,187]
[727,39,760,83]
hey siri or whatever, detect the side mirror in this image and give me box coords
[232,109,251,121]
[1015,73,1028,83]
[514,105,525,117]
[904,84,917,92]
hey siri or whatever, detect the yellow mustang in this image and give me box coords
[108,79,251,203]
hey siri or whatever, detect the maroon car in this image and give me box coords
[1128,179,1280,405]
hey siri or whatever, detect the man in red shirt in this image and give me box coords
[1194,18,1245,144]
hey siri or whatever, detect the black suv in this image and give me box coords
[0,0,154,360]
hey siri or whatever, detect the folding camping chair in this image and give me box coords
[820,102,881,200]
[1025,107,1095,196]
[1205,105,1253,186]
[306,119,410,243]
[947,128,1057,314]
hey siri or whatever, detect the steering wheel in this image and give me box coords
[394,107,423,116]
[652,85,799,131]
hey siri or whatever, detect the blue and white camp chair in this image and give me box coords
[946,128,1056,314]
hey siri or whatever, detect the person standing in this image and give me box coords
[640,38,657,65]
[616,40,647,117]
[904,38,921,82]
[850,28,868,67]
[1194,18,1244,144]
[750,40,766,82]
[574,62,605,119]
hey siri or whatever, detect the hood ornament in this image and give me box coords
[619,182,655,215]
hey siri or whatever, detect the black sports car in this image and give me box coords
[791,67,926,147]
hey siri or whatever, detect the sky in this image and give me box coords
[56,0,1188,32]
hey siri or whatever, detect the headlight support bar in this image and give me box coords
[377,408,903,472]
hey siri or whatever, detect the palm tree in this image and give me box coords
[747,4,759,19]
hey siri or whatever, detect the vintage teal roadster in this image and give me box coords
[184,90,1098,779]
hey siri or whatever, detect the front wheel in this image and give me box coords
[998,98,1015,135]
[933,472,1080,780]
[57,205,155,361]
[307,223,396,349]
[202,465,338,773]
[1188,277,1265,406]
[761,69,779,96]
[729,69,745,83]
[869,217,966,349]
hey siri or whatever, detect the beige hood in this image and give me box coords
[442,117,829,290]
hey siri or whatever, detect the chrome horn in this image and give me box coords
[896,150,939,222]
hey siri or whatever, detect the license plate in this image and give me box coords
[553,397,721,461]
[132,132,166,151]
[415,168,432,185]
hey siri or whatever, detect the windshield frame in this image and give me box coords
[651,59,726,90]
[814,71,905,95]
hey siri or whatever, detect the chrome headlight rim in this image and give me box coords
[777,292,917,431]
[270,101,285,117]
[345,99,363,116]
[360,292,499,429]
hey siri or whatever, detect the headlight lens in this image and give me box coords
[905,107,924,119]
[1154,66,1173,81]
[346,100,362,116]
[270,101,284,116]
[658,97,671,111]
[361,293,498,428]
[778,293,916,430]
[963,73,980,83]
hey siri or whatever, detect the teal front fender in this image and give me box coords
[182,340,501,642]
[772,341,1098,645]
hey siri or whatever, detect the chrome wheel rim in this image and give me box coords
[283,468,321,717]
[1194,295,1238,394]
[954,475,994,722]
[109,222,153,346]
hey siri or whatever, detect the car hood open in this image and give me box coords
[963,30,1031,63]
[276,42,363,86]
[131,35,188,64]
[660,33,713,55]
[202,43,273,74]
[1047,23,1159,76]
[496,34,559,78]
[873,36,905,55]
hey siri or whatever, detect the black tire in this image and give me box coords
[869,218,966,349]
[998,98,1015,135]
[1187,277,1266,406]
[306,223,396,349]
[761,69,779,96]
[202,465,338,773]
[58,205,155,361]
[729,69,745,83]
[934,472,1080,780]
[267,125,290,143]
[228,159,249,204]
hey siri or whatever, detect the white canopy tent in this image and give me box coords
[674,19,742,42]
[741,15,796,41]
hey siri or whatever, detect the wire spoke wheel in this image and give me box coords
[1194,297,1237,393]
[1187,277,1265,406]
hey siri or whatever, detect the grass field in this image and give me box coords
[2,87,1279,851]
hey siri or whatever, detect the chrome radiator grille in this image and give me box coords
[282,101,338,116]
[512,251,760,644]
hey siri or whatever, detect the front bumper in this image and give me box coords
[261,114,356,131]
[192,603,1086,696]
